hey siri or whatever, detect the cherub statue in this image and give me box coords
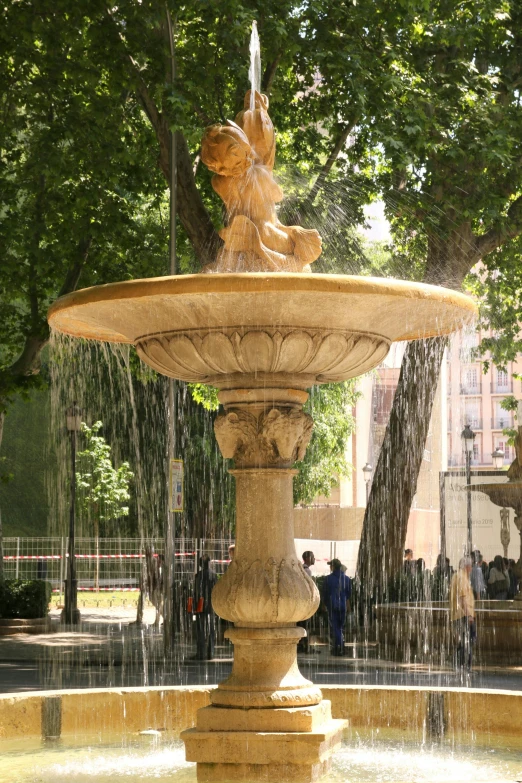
[201,90,322,273]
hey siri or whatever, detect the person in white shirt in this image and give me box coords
[302,551,315,577]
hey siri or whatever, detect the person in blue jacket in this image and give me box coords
[322,558,351,656]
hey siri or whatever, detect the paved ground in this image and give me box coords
[0,608,521,694]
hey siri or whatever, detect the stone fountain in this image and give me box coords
[48,87,476,781]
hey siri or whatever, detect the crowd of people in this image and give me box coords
[399,548,519,602]
[184,545,518,662]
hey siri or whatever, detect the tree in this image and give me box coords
[76,421,133,589]
[0,0,169,450]
[3,0,522,588]
[76,421,134,534]
[354,1,522,598]
[469,237,522,372]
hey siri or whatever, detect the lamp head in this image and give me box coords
[66,402,83,432]
[492,448,505,470]
[461,423,475,454]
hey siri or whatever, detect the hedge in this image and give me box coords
[0,579,52,619]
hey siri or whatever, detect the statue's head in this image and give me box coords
[201,121,253,177]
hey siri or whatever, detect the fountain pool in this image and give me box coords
[2,730,522,783]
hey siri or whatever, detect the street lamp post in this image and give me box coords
[461,424,476,556]
[62,402,82,626]
[362,462,372,504]
[492,448,505,470]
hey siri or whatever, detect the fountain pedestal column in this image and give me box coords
[181,388,346,782]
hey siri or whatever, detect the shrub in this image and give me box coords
[0,579,52,619]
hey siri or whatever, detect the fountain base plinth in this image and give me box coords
[182,706,346,782]
[197,701,332,733]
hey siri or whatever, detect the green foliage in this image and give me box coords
[0,0,169,408]
[76,422,133,536]
[188,384,220,411]
[0,390,51,536]
[0,579,52,619]
[294,381,360,505]
[2,0,522,551]
[468,238,522,372]
[0,458,13,486]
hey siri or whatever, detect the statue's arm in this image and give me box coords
[236,91,275,169]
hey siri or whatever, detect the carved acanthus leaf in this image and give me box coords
[135,327,390,386]
[211,555,320,624]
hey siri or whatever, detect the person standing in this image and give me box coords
[487,555,509,600]
[302,550,314,577]
[450,556,476,672]
[322,559,351,656]
[193,555,217,660]
[403,549,415,574]
[507,559,518,599]
[470,551,487,600]
[298,551,316,653]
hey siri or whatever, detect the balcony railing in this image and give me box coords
[460,384,481,395]
[491,381,513,393]
[463,418,482,430]
[491,416,514,429]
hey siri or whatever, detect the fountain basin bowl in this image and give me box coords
[48,274,476,389]
[469,481,522,518]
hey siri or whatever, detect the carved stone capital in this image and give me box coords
[214,407,313,467]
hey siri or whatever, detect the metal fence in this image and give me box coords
[1,537,234,599]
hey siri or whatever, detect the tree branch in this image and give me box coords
[288,118,358,224]
[309,121,358,200]
[9,236,93,380]
[175,130,222,264]
[262,54,282,97]
[58,236,93,298]
[473,193,522,260]
[104,6,219,266]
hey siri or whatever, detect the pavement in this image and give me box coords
[0,608,521,694]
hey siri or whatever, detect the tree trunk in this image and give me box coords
[355,229,474,610]
[0,410,5,580]
[356,335,447,607]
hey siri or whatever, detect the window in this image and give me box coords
[463,368,478,388]
[497,369,509,388]
[464,399,480,427]
[471,434,482,463]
